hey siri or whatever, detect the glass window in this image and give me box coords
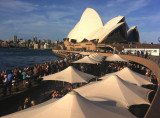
[101,24,127,44]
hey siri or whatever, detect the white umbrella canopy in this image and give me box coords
[105,54,129,62]
[89,55,103,61]
[92,53,104,59]
[80,52,90,56]
[84,96,126,108]
[75,75,151,108]
[3,91,136,118]
[100,67,152,86]
[72,56,100,64]
[43,66,95,84]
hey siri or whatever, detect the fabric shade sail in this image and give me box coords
[92,53,104,58]
[89,54,103,61]
[43,66,95,84]
[105,54,128,62]
[89,56,102,61]
[72,56,100,64]
[75,75,151,108]
[92,53,104,59]
[100,67,152,86]
[3,91,136,118]
[80,52,90,56]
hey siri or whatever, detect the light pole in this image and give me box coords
[130,42,132,54]
[122,46,124,54]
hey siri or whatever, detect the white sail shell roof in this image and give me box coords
[104,16,124,29]
[127,26,137,33]
[67,8,138,43]
[86,16,125,42]
[98,22,125,43]
[68,22,80,42]
[68,8,103,42]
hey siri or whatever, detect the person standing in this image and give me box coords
[24,97,30,109]
[7,72,13,95]
[31,100,36,107]
[145,51,148,58]
[22,71,26,87]
[3,75,7,96]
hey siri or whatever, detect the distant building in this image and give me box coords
[29,43,34,48]
[0,40,3,47]
[123,44,160,56]
[33,36,37,44]
[19,39,25,44]
[42,39,46,43]
[44,43,50,49]
[54,40,58,44]
[46,40,51,44]
[13,35,17,43]
[34,44,39,49]
[18,38,23,43]
[6,38,10,43]
[25,39,31,44]
[1,41,8,47]
[0,40,3,44]
[19,43,26,48]
[40,42,45,49]
[37,39,41,44]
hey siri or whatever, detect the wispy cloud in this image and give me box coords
[97,0,151,23]
[0,0,38,12]
[0,0,159,43]
[104,0,150,14]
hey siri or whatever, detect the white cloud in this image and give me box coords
[0,0,38,12]
[46,11,74,21]
[0,0,159,44]
[98,0,151,23]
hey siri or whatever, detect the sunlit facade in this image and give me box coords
[64,8,140,51]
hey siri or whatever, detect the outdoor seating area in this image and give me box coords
[2,53,158,118]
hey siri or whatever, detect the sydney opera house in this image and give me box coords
[64,8,140,51]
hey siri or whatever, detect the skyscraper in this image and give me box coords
[13,35,17,43]
[33,36,37,44]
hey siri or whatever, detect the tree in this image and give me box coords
[158,37,160,44]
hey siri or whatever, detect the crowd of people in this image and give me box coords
[52,88,69,99]
[17,97,36,111]
[0,53,82,97]
[0,51,157,114]
[124,50,152,59]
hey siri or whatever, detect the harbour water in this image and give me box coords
[0,48,60,73]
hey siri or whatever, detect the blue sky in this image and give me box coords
[0,0,160,43]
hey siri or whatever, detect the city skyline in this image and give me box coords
[0,0,160,43]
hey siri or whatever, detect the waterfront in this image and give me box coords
[0,49,158,117]
[0,48,60,73]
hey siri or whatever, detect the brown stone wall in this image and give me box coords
[64,40,97,51]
